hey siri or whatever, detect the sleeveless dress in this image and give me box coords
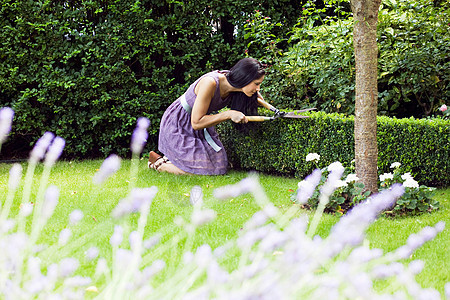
[158,71,231,175]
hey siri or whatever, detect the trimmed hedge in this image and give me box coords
[217,111,450,187]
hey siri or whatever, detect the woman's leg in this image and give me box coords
[157,162,190,175]
[148,151,191,175]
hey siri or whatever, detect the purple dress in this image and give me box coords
[158,71,231,175]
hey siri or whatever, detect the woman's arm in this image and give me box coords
[191,77,247,130]
[256,92,280,114]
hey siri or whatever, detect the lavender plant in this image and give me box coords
[0,107,448,299]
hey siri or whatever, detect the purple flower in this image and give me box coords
[213,176,258,200]
[85,247,100,261]
[58,258,79,278]
[93,154,121,185]
[63,276,92,287]
[110,225,124,246]
[445,282,450,299]
[19,202,34,217]
[194,245,213,268]
[42,186,59,220]
[58,228,72,246]
[143,234,162,250]
[0,107,14,144]
[408,260,424,275]
[129,230,141,251]
[29,132,55,163]
[136,117,150,129]
[8,163,23,190]
[131,117,150,154]
[112,187,158,218]
[44,136,65,167]
[297,168,322,204]
[69,209,83,225]
[191,209,216,226]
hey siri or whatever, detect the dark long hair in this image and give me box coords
[226,58,266,117]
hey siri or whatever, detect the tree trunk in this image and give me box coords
[351,0,381,193]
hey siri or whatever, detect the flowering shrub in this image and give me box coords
[0,107,449,299]
[379,163,439,215]
[438,104,449,119]
[299,153,439,216]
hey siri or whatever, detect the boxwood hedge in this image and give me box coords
[217,111,449,187]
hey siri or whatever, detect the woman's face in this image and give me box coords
[242,75,265,97]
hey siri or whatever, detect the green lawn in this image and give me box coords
[0,159,448,297]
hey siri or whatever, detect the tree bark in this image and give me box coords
[351,0,381,193]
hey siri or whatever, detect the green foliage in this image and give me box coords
[377,0,450,117]
[217,111,450,187]
[305,166,371,215]
[0,0,302,158]
[255,0,449,117]
[303,161,439,216]
[379,165,439,215]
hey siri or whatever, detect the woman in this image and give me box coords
[149,57,275,175]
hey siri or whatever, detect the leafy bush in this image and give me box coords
[299,158,439,216]
[218,110,450,187]
[256,0,449,117]
[0,0,302,158]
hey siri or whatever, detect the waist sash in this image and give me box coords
[180,94,222,152]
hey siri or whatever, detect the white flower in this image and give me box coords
[379,173,393,182]
[306,153,320,162]
[390,162,401,169]
[403,178,419,189]
[345,174,359,183]
[327,161,344,172]
[401,173,413,181]
[334,180,348,189]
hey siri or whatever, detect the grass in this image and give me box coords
[0,158,449,296]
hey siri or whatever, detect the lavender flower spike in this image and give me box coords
[131,117,150,154]
[44,136,65,167]
[29,132,55,163]
[297,168,322,204]
[93,154,121,185]
[213,176,258,200]
[8,163,23,190]
[42,185,59,220]
[0,107,14,144]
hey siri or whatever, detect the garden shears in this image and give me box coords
[246,107,316,122]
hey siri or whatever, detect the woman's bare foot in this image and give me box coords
[148,151,190,175]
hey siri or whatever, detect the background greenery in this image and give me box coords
[1,0,448,162]
[0,0,302,158]
[256,0,449,117]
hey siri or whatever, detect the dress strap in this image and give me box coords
[179,94,222,152]
[180,94,192,114]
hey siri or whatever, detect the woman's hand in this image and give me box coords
[228,110,248,124]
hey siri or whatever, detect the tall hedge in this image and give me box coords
[217,111,450,187]
[0,0,302,158]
